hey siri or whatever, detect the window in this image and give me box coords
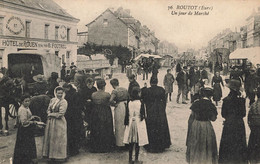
[25,21,31,38]
[67,28,70,41]
[0,49,3,68]
[66,51,70,58]
[62,54,65,64]
[55,51,59,56]
[55,26,59,40]
[103,19,108,26]
[0,17,4,35]
[44,24,49,39]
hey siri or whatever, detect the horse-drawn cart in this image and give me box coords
[0,50,61,134]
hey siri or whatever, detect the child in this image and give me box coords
[123,87,148,164]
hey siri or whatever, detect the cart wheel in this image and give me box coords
[9,104,18,119]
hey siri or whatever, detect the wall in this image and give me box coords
[88,10,128,47]
[0,2,78,67]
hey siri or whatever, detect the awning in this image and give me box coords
[229,47,260,66]
[134,54,162,61]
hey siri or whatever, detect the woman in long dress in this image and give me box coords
[143,77,171,152]
[186,88,218,164]
[13,94,37,164]
[109,78,129,148]
[211,71,224,106]
[123,87,148,163]
[248,87,260,164]
[42,87,68,161]
[218,79,247,164]
[89,79,115,153]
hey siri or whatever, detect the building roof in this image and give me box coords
[3,0,78,20]
[86,8,137,32]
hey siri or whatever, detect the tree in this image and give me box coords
[77,43,132,66]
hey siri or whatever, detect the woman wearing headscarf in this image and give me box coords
[218,79,247,164]
[248,87,260,164]
[186,88,218,164]
[89,79,115,153]
[13,94,37,164]
[109,78,129,148]
[63,83,83,157]
[42,86,68,161]
[211,71,224,106]
[143,77,171,152]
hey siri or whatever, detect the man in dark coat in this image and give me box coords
[194,66,201,83]
[176,66,189,104]
[60,64,66,81]
[32,74,48,96]
[230,66,243,86]
[128,74,140,98]
[47,72,59,98]
[142,60,149,80]
[63,84,84,156]
[201,67,209,85]
[245,67,258,106]
[78,78,97,124]
[143,77,171,152]
[151,60,160,79]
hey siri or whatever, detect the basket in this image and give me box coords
[31,115,46,137]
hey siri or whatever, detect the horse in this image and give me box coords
[0,76,22,135]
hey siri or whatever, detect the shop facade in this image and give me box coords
[0,0,79,68]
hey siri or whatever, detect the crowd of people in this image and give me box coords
[11,63,171,164]
[5,59,260,164]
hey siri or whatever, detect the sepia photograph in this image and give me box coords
[1,0,260,163]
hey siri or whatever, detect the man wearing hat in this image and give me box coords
[230,66,243,86]
[244,67,258,106]
[33,74,48,96]
[176,66,189,104]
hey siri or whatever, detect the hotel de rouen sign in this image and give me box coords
[0,39,67,49]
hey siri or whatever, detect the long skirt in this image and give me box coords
[186,112,195,147]
[219,118,247,164]
[89,105,115,153]
[114,101,126,146]
[144,102,171,152]
[186,120,218,164]
[13,124,36,164]
[248,127,260,163]
[42,117,67,159]
[213,83,222,101]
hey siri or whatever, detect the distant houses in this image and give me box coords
[85,7,159,58]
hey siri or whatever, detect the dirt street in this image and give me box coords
[0,68,251,164]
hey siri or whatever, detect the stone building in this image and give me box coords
[244,8,260,47]
[207,28,240,54]
[86,7,159,57]
[0,0,79,68]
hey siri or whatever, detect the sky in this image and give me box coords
[54,0,260,52]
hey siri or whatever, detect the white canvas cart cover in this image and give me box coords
[9,50,61,78]
[229,47,260,66]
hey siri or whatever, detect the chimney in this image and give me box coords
[125,9,130,15]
